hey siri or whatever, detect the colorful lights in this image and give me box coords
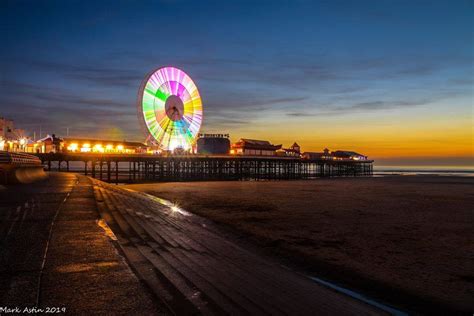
[116,145,124,151]
[138,67,203,151]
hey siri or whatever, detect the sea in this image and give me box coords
[374,165,474,177]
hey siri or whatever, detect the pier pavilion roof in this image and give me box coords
[232,139,282,150]
[332,150,368,160]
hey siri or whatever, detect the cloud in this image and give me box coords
[285,99,432,117]
[349,100,429,111]
[0,80,140,139]
[2,50,470,139]
[15,59,143,87]
[1,80,131,110]
[286,112,313,117]
[449,77,474,86]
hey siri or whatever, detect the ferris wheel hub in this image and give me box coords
[164,95,184,121]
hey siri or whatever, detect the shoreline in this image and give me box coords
[124,175,474,314]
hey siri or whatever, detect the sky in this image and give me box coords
[1,0,473,166]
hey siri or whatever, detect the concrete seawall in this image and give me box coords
[0,151,47,184]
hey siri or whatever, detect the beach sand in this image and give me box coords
[125,176,474,313]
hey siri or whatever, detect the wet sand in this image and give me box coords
[125,176,474,313]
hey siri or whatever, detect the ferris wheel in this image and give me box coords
[137,66,203,151]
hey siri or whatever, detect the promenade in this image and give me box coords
[1,173,385,315]
[0,173,164,314]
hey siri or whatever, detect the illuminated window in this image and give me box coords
[67,143,78,152]
[94,144,104,153]
[81,143,91,153]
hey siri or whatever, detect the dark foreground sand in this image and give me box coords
[125,176,474,313]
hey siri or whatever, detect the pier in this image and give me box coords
[35,153,373,183]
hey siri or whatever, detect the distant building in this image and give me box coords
[301,152,324,160]
[302,148,330,160]
[35,134,63,153]
[302,148,368,161]
[332,150,368,161]
[0,117,28,152]
[196,133,231,155]
[231,138,282,156]
[278,142,301,157]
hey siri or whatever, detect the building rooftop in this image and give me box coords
[332,150,366,157]
[239,139,272,146]
[234,139,282,150]
[63,138,146,148]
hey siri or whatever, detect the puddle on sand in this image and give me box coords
[310,277,408,316]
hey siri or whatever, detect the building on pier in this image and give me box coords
[35,134,63,153]
[302,148,329,160]
[278,142,301,157]
[61,138,147,154]
[230,139,282,156]
[196,133,231,155]
[331,150,368,161]
[302,148,369,161]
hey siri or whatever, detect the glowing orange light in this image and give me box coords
[81,143,91,153]
[94,144,104,153]
[68,143,78,151]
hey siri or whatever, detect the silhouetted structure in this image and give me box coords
[36,134,63,153]
[279,142,301,157]
[302,148,367,161]
[231,139,282,156]
[332,150,368,160]
[196,134,230,155]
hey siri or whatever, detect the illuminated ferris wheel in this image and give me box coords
[137,67,203,151]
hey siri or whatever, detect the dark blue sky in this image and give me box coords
[1,0,472,161]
